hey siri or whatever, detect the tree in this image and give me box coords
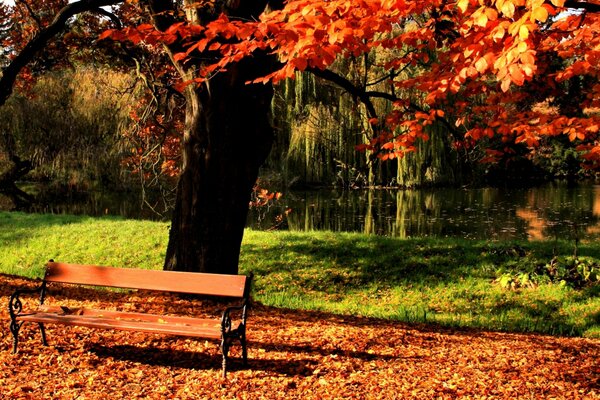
[0,0,124,199]
[1,0,599,274]
[188,0,599,157]
[2,0,286,274]
[138,1,286,274]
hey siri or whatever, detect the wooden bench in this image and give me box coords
[8,261,252,377]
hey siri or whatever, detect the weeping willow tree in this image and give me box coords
[269,57,400,188]
[268,50,472,188]
[0,67,139,190]
[269,70,367,187]
[396,122,468,187]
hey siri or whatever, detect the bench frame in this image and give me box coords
[8,261,253,377]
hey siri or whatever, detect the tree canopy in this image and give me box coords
[3,0,600,165]
[129,0,598,167]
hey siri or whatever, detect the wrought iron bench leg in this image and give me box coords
[241,330,248,367]
[39,323,48,346]
[10,320,21,353]
[221,337,230,378]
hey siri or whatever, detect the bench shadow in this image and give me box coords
[249,339,410,363]
[85,321,425,378]
[86,343,320,377]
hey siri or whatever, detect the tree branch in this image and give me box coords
[0,0,124,106]
[92,7,123,29]
[564,0,600,12]
[306,67,379,120]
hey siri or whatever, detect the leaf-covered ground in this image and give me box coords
[1,274,598,399]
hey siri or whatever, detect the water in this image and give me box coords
[249,184,600,241]
[3,182,600,241]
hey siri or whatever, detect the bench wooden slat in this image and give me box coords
[18,311,223,339]
[45,262,248,298]
[38,306,221,326]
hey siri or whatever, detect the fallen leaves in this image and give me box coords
[1,274,598,399]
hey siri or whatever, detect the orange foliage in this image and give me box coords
[249,183,282,208]
[134,0,599,166]
[4,0,600,170]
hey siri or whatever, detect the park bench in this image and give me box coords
[8,261,252,377]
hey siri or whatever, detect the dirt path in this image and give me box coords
[1,274,598,399]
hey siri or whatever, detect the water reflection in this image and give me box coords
[1,189,166,221]
[3,183,600,241]
[249,184,600,241]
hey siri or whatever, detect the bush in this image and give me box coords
[496,255,600,290]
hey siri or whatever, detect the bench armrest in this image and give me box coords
[220,300,249,334]
[8,283,46,321]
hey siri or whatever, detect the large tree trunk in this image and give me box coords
[163,57,275,273]
[145,0,283,274]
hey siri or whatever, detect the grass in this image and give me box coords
[1,211,599,338]
[0,211,167,276]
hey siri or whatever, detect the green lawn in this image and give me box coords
[1,211,598,338]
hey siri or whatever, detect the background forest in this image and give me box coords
[1,60,595,204]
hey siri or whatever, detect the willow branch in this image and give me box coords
[307,67,378,120]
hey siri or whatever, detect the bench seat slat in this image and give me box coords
[45,262,247,298]
[37,306,219,326]
[18,309,223,339]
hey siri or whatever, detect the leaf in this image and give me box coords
[501,77,512,92]
[517,41,528,54]
[491,25,506,42]
[98,30,115,41]
[174,79,194,93]
[519,24,530,40]
[291,57,308,71]
[173,52,187,61]
[137,23,155,32]
[475,57,489,73]
[531,6,549,23]
[474,10,488,27]
[509,65,525,85]
[501,0,516,18]
[457,0,470,13]
[60,306,72,314]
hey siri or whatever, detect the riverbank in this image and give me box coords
[1,211,599,338]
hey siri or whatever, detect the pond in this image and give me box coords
[2,182,600,241]
[251,184,600,241]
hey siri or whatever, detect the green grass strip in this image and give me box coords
[1,211,598,338]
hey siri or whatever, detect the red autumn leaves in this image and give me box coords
[1,273,599,398]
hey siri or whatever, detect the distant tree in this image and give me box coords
[0,69,140,189]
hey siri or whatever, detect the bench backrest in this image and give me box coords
[45,262,250,298]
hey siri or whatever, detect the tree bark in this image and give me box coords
[155,0,282,274]
[163,57,275,274]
